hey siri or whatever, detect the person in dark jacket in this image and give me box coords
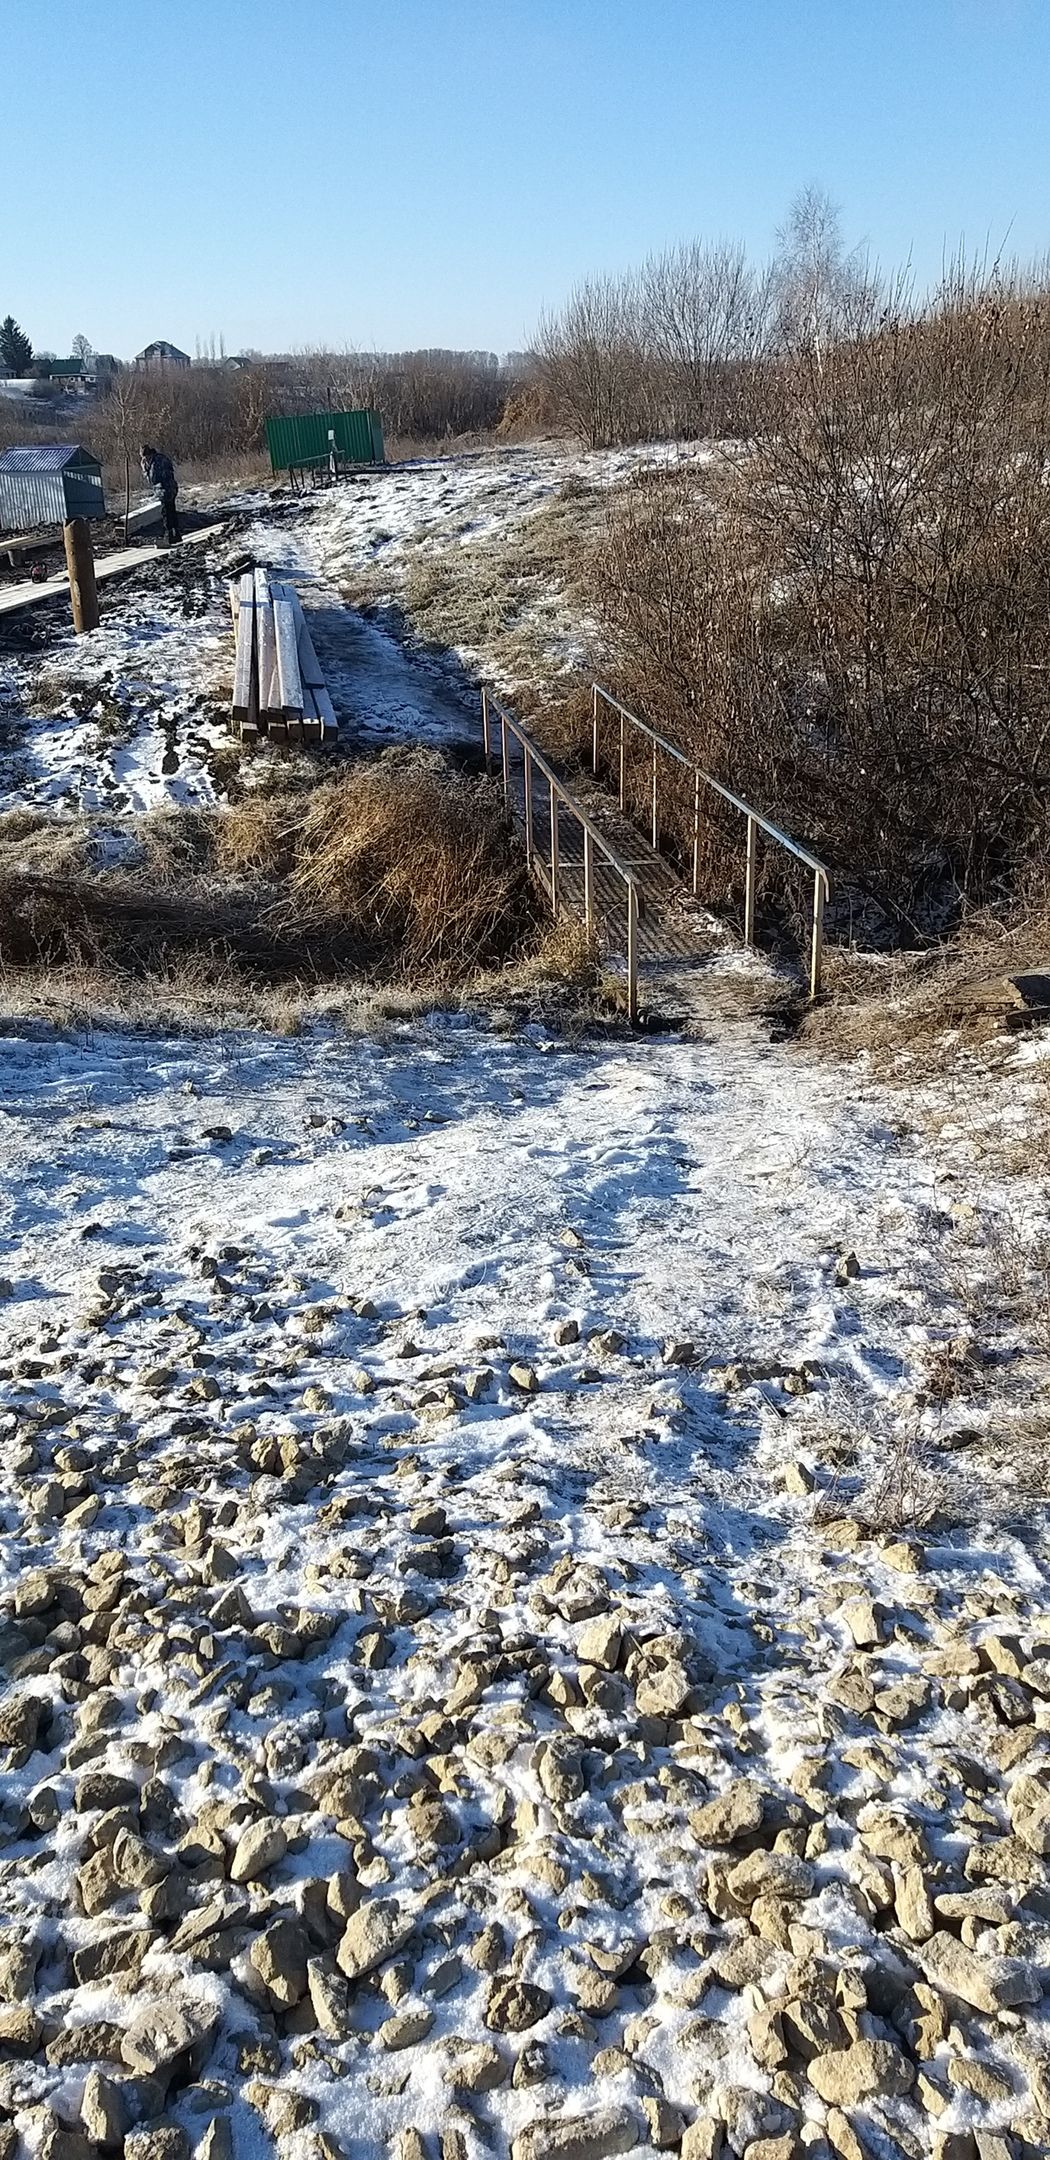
[140,444,181,544]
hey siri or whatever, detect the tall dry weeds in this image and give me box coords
[288,766,529,979]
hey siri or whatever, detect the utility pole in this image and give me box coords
[63,518,99,634]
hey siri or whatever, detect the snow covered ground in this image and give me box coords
[2,1014,1050,2159]
[0,441,712,818]
[0,536,247,817]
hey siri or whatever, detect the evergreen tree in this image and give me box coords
[0,317,33,373]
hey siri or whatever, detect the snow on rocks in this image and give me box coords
[0,1015,1049,2156]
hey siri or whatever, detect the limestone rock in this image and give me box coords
[690,1779,765,1845]
[484,1979,552,2033]
[511,2109,641,2160]
[1007,1772,1050,1855]
[635,1659,691,1718]
[641,2098,688,2148]
[229,1817,287,1884]
[577,1616,622,1672]
[807,2039,915,2106]
[307,1956,352,2040]
[380,2010,433,2050]
[80,2069,127,2148]
[895,1865,936,1941]
[681,2127,724,2160]
[446,2040,509,2092]
[726,1851,814,1906]
[0,2003,41,2052]
[120,2001,217,2078]
[840,1594,883,1649]
[0,1932,41,2003]
[917,1931,1039,2016]
[336,1899,414,1981]
[249,1917,309,2006]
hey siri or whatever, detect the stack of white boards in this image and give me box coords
[229,568,337,744]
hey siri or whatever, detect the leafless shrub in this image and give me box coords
[857,1424,949,1532]
[580,255,1050,939]
[530,194,857,448]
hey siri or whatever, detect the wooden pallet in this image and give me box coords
[229,568,337,745]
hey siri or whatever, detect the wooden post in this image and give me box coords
[63,519,99,634]
[500,711,510,805]
[744,814,757,945]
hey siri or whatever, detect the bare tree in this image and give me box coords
[771,183,872,366]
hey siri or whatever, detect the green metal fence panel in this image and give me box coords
[265,409,385,474]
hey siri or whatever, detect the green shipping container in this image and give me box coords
[265,409,385,474]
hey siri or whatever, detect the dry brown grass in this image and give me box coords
[288,764,530,979]
[212,794,300,880]
[0,755,560,1019]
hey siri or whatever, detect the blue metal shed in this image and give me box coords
[0,444,106,533]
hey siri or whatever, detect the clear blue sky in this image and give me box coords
[6,0,1048,359]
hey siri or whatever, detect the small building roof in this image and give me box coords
[0,444,100,473]
[136,340,191,362]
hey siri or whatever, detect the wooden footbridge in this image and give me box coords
[482,687,831,1021]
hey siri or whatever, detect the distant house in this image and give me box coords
[135,341,191,371]
[36,357,85,381]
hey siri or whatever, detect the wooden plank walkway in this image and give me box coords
[0,523,226,621]
[496,726,751,1018]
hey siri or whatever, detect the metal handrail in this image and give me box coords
[483,688,639,1022]
[592,684,832,1000]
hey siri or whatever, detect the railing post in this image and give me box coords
[481,686,491,769]
[524,745,534,868]
[584,826,594,933]
[549,780,560,915]
[692,769,701,896]
[809,872,825,1000]
[651,740,658,850]
[626,882,638,1024]
[744,814,757,946]
[592,684,599,778]
[500,709,510,806]
[619,711,626,812]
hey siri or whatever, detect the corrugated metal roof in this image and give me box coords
[0,444,97,474]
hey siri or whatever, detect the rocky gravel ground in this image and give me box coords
[1,1019,1049,2160]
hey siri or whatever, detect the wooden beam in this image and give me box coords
[231,570,256,733]
[254,568,279,733]
[292,594,338,740]
[272,581,304,732]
